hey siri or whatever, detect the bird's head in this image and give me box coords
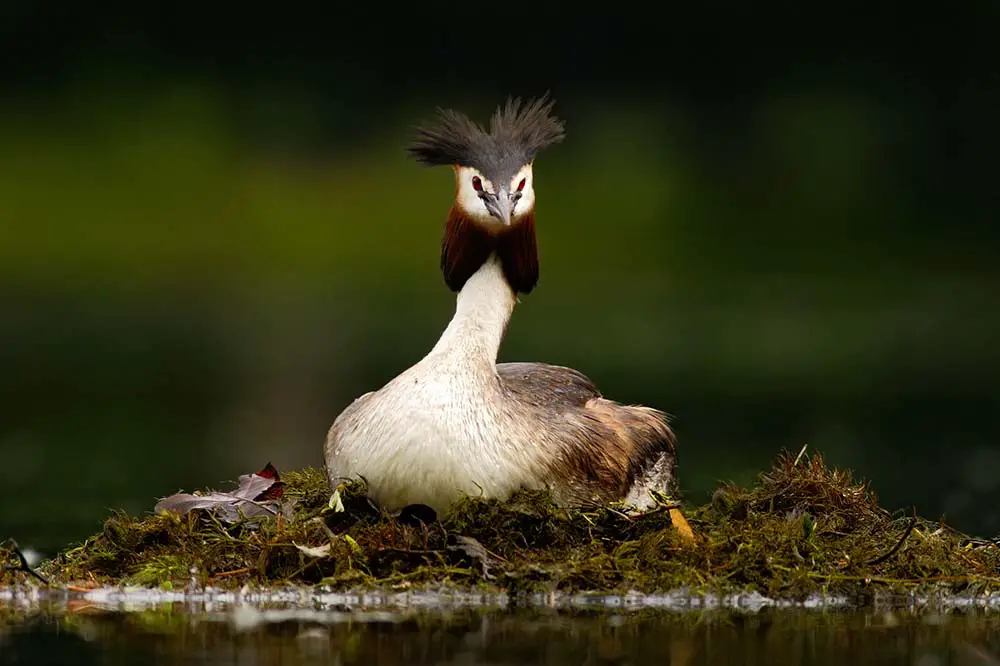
[408,95,563,226]
[407,96,564,293]
[451,163,534,228]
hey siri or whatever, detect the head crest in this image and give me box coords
[407,95,564,172]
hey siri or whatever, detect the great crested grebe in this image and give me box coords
[324,97,677,515]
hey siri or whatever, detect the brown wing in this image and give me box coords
[497,362,602,408]
[497,362,677,507]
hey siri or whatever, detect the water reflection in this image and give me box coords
[3,596,1000,666]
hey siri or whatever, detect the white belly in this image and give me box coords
[325,363,544,514]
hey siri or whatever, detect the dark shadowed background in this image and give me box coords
[1,4,997,554]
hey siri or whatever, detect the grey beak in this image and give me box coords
[491,188,512,226]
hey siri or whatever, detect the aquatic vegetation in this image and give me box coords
[3,451,998,600]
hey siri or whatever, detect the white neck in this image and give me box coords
[428,255,515,363]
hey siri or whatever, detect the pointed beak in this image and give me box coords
[491,188,512,226]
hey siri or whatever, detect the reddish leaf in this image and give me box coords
[255,462,280,481]
[254,481,285,501]
[154,463,293,524]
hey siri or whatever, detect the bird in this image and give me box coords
[324,96,678,517]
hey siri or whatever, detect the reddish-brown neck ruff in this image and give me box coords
[441,207,539,295]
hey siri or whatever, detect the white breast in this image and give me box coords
[324,357,546,514]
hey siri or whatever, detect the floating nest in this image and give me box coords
[4,451,999,600]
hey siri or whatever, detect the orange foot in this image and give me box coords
[669,507,696,542]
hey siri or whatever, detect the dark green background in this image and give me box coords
[2,4,998,553]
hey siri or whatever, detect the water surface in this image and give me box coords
[3,589,1000,665]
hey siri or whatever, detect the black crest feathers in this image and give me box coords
[407,95,565,171]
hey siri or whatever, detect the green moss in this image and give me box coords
[126,555,189,588]
[5,452,999,600]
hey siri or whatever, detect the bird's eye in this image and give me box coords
[517,178,526,192]
[472,176,483,192]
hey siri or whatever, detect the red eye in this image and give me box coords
[471,176,483,192]
[517,178,526,192]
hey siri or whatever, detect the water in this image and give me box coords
[3,589,1000,665]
